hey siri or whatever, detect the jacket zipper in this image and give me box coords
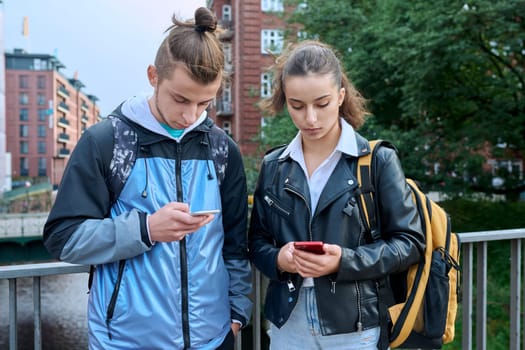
[283,187,313,293]
[176,142,191,349]
[263,195,290,216]
[355,282,363,333]
[284,188,312,240]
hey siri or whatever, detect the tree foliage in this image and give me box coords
[258,0,525,199]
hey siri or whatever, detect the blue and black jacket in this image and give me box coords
[44,94,252,349]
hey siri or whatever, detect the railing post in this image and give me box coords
[476,242,487,350]
[234,330,241,350]
[34,276,42,350]
[510,239,521,350]
[253,269,262,350]
[462,243,473,350]
[8,278,17,350]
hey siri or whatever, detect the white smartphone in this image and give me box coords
[190,209,220,216]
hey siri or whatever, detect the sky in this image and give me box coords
[2,0,206,116]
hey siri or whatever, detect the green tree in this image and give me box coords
[281,0,525,199]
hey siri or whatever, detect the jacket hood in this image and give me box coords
[117,93,210,141]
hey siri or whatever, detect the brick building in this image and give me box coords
[207,0,287,156]
[5,49,100,188]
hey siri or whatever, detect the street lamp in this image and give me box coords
[24,181,31,213]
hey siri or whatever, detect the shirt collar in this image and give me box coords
[279,118,359,159]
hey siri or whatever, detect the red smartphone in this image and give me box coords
[294,241,324,255]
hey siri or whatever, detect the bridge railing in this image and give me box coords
[2,228,525,350]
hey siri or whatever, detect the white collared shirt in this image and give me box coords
[279,119,359,287]
[279,119,359,213]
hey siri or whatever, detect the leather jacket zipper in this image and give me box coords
[284,188,313,240]
[263,195,290,216]
[355,282,363,333]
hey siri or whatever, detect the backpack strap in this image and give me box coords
[356,139,392,350]
[107,114,140,205]
[356,139,386,241]
[88,113,138,292]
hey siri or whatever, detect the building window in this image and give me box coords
[260,116,268,140]
[222,4,232,21]
[38,108,47,121]
[19,108,29,121]
[20,141,29,154]
[37,94,46,105]
[223,121,232,135]
[261,73,272,98]
[19,93,29,105]
[38,125,46,138]
[488,159,523,178]
[38,158,47,176]
[37,75,46,89]
[33,58,42,70]
[20,157,29,176]
[261,0,284,12]
[20,125,29,137]
[38,141,46,154]
[261,29,284,54]
[224,43,233,71]
[19,75,29,89]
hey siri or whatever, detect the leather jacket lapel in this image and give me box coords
[316,156,359,215]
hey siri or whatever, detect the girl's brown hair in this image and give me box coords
[261,40,369,129]
[154,7,224,84]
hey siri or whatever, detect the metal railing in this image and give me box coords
[2,228,525,350]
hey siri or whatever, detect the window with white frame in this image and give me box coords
[488,159,523,178]
[223,43,233,71]
[222,4,232,21]
[38,157,47,176]
[261,29,284,54]
[19,93,29,105]
[261,0,284,12]
[20,141,29,154]
[260,116,268,140]
[222,81,232,103]
[223,121,232,135]
[261,73,272,98]
[20,157,28,175]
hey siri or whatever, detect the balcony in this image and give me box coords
[218,20,234,41]
[57,117,69,128]
[56,102,69,114]
[81,103,89,112]
[56,86,70,99]
[81,115,88,123]
[57,132,69,143]
[2,227,524,349]
[216,99,233,117]
[57,148,70,158]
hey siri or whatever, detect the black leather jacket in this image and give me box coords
[248,132,425,337]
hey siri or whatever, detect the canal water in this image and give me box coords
[0,273,89,349]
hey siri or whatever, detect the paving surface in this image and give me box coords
[0,273,89,349]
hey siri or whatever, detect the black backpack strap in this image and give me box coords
[87,112,138,294]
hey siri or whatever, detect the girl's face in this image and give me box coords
[284,73,345,144]
[147,65,221,129]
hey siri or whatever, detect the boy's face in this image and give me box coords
[147,65,221,129]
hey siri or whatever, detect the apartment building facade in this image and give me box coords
[207,0,287,156]
[5,49,100,188]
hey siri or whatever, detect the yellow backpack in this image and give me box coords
[357,140,461,349]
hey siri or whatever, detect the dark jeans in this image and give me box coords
[216,329,235,350]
